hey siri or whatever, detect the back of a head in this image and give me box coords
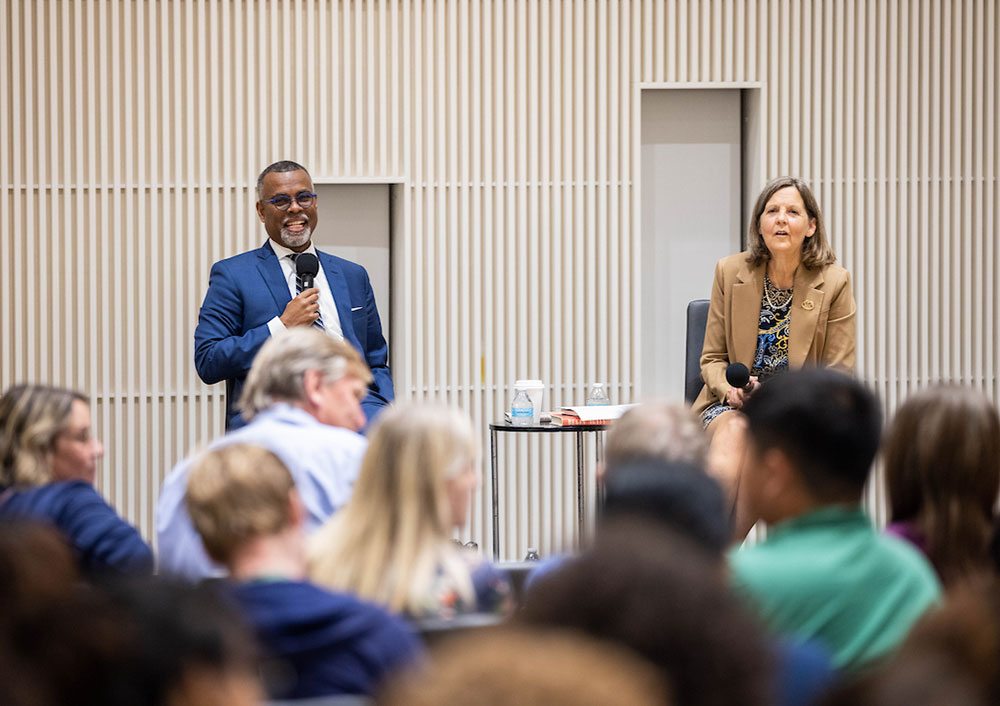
[518,520,772,706]
[378,627,669,706]
[352,403,477,536]
[742,368,881,502]
[825,576,1000,706]
[601,458,729,556]
[308,403,479,615]
[0,540,260,706]
[605,402,708,470]
[0,384,86,488]
[97,576,261,706]
[0,521,81,706]
[239,328,371,421]
[885,385,1000,584]
[185,444,297,566]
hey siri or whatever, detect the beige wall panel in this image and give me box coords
[2,0,997,558]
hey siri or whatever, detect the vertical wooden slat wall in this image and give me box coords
[1,1,997,555]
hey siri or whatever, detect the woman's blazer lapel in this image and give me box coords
[788,266,825,367]
[731,260,764,367]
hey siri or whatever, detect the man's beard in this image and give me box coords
[280,225,312,248]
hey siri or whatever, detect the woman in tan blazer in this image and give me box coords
[696,177,856,536]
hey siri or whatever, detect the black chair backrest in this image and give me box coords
[685,299,711,404]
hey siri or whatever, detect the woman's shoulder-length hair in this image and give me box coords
[745,176,837,270]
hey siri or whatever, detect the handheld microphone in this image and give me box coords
[295,253,320,290]
[725,363,754,392]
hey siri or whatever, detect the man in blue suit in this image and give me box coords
[195,160,393,429]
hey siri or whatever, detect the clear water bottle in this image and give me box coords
[511,389,534,426]
[586,382,610,406]
[524,548,540,561]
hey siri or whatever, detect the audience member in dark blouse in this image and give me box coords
[0,384,152,575]
[185,443,422,699]
[884,385,1000,586]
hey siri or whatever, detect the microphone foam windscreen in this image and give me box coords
[725,362,750,389]
[295,252,320,277]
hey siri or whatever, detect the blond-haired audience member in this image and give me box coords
[157,328,372,578]
[308,404,512,620]
[0,384,152,576]
[185,443,422,700]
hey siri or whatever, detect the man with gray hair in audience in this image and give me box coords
[526,401,725,587]
[156,327,372,579]
[602,401,709,471]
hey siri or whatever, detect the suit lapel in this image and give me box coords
[256,242,292,312]
[319,251,362,349]
[788,266,825,367]
[732,261,763,366]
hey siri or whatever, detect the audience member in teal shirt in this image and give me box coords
[727,369,940,672]
[730,506,940,671]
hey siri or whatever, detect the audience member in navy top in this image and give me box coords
[308,403,513,620]
[0,384,152,575]
[185,443,422,699]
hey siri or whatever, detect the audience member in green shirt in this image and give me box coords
[728,369,941,672]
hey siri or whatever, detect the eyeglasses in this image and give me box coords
[264,191,317,211]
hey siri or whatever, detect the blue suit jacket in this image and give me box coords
[194,242,393,428]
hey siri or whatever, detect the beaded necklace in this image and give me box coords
[763,274,793,309]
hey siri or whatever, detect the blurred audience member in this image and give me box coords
[822,576,1000,706]
[884,385,1000,586]
[379,627,670,706]
[0,384,152,575]
[99,577,264,706]
[158,328,371,578]
[308,403,512,619]
[731,369,940,671]
[527,402,717,584]
[185,443,422,699]
[0,521,85,706]
[603,401,709,470]
[0,522,261,706]
[520,520,773,706]
[531,403,832,706]
[602,457,730,554]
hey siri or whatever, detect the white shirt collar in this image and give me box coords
[267,239,318,261]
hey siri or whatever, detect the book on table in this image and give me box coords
[550,404,638,426]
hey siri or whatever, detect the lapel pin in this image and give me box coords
[802,300,815,310]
